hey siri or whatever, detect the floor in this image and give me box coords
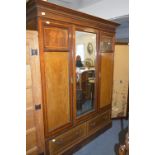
[73,119,128,155]
[77,100,93,116]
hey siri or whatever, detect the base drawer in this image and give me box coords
[48,123,86,155]
[87,110,111,135]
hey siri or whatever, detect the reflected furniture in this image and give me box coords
[27,0,119,154]
[76,69,95,115]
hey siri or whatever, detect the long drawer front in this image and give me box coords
[49,123,86,155]
[87,110,111,135]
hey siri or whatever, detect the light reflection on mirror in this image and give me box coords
[76,31,96,117]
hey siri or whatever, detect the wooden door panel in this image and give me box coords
[26,42,30,65]
[99,53,113,109]
[44,52,71,132]
[26,31,45,154]
[26,109,35,130]
[26,88,33,108]
[26,128,37,151]
[26,65,32,89]
[26,146,38,155]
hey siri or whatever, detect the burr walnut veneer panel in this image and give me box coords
[43,27,69,50]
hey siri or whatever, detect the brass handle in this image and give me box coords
[52,139,63,145]
[41,12,46,16]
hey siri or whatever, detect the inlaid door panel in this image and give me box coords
[100,32,114,53]
[44,52,71,132]
[99,53,114,109]
[44,27,69,50]
[100,36,113,52]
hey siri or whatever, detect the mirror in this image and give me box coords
[75,31,96,117]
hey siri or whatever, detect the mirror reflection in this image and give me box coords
[76,31,96,117]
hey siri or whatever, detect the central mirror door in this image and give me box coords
[75,31,96,117]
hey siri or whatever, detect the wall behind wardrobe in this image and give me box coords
[112,44,129,118]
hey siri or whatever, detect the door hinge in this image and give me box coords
[35,104,41,110]
[31,49,38,56]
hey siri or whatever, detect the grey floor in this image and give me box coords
[77,100,93,116]
[73,119,128,155]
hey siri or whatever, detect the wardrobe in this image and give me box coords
[26,0,119,154]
